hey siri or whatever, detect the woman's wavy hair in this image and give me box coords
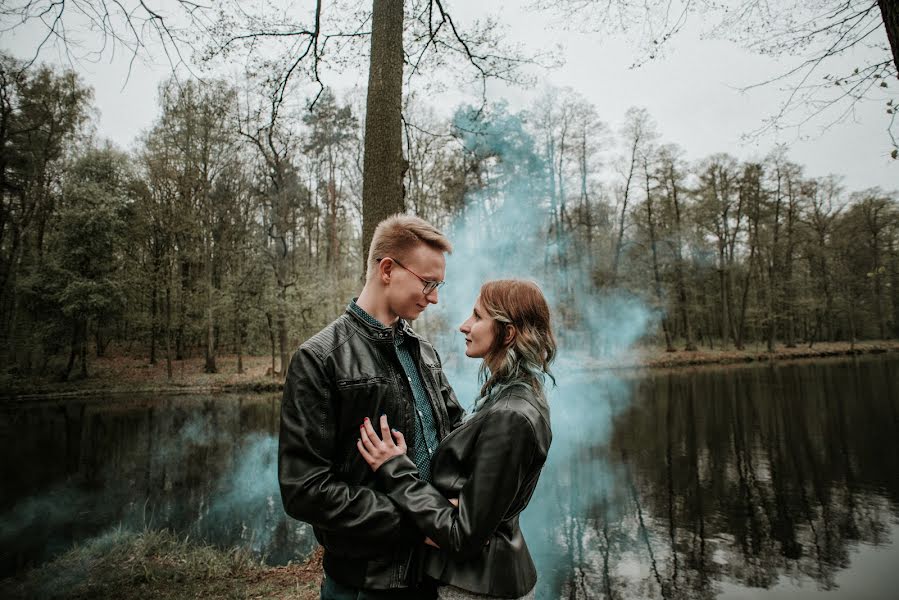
[476,279,557,402]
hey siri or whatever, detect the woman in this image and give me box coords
[357,279,556,599]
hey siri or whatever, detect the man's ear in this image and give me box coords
[504,324,517,346]
[379,258,393,284]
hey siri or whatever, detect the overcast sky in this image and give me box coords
[1,0,896,194]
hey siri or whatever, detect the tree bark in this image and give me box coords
[879,0,899,78]
[664,161,695,351]
[361,0,406,277]
[149,280,158,365]
[643,157,673,352]
[266,311,277,378]
[204,235,217,373]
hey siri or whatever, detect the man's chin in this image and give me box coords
[401,308,426,321]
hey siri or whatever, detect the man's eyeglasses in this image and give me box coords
[377,257,445,295]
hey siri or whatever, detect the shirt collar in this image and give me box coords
[348,298,409,339]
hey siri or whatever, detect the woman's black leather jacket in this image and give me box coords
[376,383,552,598]
[278,305,464,589]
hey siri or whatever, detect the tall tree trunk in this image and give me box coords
[667,167,695,351]
[644,158,673,352]
[278,294,289,379]
[266,311,277,378]
[165,280,173,381]
[149,281,158,365]
[783,178,798,348]
[204,236,217,373]
[361,0,405,278]
[717,245,730,346]
[879,0,899,77]
[579,134,595,285]
[79,320,88,379]
[891,234,899,336]
[611,137,639,285]
[767,176,783,353]
[736,166,761,350]
[327,166,339,266]
[235,300,244,375]
[62,319,78,381]
[176,258,188,360]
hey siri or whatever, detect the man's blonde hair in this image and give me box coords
[366,215,453,280]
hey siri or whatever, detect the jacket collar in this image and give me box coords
[346,298,423,343]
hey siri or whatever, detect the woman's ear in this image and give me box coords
[504,324,517,346]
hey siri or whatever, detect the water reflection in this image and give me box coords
[2,356,898,599]
[0,393,314,577]
[527,356,899,598]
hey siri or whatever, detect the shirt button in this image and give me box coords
[407,376,412,382]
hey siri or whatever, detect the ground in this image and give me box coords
[4,340,898,399]
[0,529,323,600]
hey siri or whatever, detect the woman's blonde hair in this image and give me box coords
[366,215,452,280]
[477,279,557,402]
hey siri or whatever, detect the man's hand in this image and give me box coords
[358,415,407,471]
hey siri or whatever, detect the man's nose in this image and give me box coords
[425,288,439,304]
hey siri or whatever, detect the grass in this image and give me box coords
[4,340,899,400]
[0,528,322,600]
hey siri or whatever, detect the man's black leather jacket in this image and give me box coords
[278,305,463,590]
[376,383,552,598]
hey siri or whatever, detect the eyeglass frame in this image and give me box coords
[376,256,445,295]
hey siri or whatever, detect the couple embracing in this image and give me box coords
[279,215,556,600]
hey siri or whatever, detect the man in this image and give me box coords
[279,214,463,599]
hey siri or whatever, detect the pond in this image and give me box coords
[2,354,897,598]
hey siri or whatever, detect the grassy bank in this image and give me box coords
[4,340,899,399]
[597,339,899,371]
[1,354,281,400]
[0,529,322,600]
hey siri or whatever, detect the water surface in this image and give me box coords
[2,355,897,599]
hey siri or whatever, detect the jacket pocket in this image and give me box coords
[334,375,402,469]
[336,375,390,389]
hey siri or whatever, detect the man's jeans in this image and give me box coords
[321,574,438,600]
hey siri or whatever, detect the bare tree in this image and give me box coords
[540,0,899,156]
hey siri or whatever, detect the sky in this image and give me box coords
[1,0,896,193]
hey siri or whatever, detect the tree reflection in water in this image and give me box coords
[524,356,899,599]
[2,356,898,597]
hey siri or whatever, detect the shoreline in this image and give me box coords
[590,339,899,371]
[3,340,898,401]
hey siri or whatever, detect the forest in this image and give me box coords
[1,50,897,382]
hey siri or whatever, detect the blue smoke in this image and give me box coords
[418,101,655,596]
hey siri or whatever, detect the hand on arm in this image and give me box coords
[375,408,535,559]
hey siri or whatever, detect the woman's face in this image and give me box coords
[459,296,496,359]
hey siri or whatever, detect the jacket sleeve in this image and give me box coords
[375,407,537,559]
[278,346,409,542]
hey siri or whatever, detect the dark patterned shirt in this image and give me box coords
[349,300,440,481]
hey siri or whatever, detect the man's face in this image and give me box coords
[384,244,446,321]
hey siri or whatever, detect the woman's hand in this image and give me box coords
[357,415,407,471]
